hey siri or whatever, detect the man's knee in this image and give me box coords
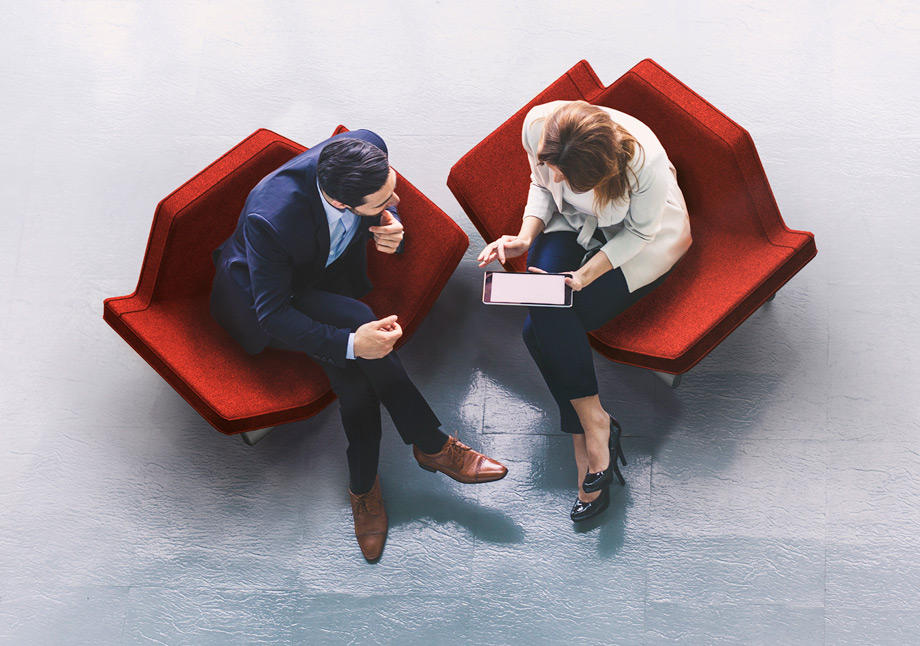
[339,298,376,330]
[291,291,376,330]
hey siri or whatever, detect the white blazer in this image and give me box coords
[522,101,692,292]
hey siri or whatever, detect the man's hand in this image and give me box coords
[368,210,404,254]
[354,315,402,359]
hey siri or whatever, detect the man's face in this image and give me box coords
[351,168,400,216]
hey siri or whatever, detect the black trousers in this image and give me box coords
[523,231,670,434]
[270,290,442,493]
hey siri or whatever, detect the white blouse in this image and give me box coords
[522,101,692,292]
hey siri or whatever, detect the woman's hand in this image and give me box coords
[527,266,588,291]
[478,235,531,267]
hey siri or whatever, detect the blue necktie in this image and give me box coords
[328,218,349,266]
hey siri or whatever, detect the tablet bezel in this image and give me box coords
[482,271,574,308]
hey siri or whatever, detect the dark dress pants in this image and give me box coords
[269,290,442,494]
[522,231,669,434]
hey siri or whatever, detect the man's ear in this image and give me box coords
[329,197,349,210]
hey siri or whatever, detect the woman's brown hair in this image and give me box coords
[537,100,643,212]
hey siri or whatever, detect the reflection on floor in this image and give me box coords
[2,1,920,644]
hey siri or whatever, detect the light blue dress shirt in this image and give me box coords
[318,179,360,360]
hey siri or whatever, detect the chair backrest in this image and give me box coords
[329,126,469,341]
[447,61,605,272]
[593,60,785,247]
[141,131,304,305]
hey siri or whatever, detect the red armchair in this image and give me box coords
[447,59,817,386]
[104,127,468,440]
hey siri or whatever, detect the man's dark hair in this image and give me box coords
[317,139,390,208]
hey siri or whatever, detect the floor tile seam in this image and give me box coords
[119,610,128,645]
[825,280,920,288]
[822,604,920,611]
[644,445,653,645]
[645,437,832,450]
[821,438,920,449]
[643,531,828,542]
[643,600,828,608]
[480,431,568,436]
[637,436,832,443]
[116,585,446,597]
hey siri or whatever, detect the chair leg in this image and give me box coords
[240,427,275,446]
[652,370,682,389]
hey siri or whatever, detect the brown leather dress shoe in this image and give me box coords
[413,436,508,484]
[349,475,387,562]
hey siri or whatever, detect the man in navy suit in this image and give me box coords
[210,129,507,561]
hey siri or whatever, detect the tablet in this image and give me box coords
[482,271,573,307]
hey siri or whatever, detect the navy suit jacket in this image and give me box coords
[209,129,397,367]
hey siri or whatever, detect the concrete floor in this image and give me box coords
[2,1,919,644]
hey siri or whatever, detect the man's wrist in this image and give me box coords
[346,332,356,360]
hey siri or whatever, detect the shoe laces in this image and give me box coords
[446,435,473,461]
[449,435,471,450]
[354,490,381,515]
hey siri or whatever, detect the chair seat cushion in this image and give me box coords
[117,296,334,432]
[589,233,797,369]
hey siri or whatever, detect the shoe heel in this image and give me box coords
[610,415,627,484]
[612,457,625,486]
[418,463,436,473]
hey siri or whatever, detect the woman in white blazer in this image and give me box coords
[478,100,692,522]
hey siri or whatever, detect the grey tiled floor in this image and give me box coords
[3,2,920,645]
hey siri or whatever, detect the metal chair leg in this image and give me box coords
[652,370,682,389]
[240,426,275,446]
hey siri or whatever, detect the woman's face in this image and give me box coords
[543,162,592,194]
[543,162,567,184]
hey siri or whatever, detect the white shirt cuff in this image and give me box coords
[346,332,356,360]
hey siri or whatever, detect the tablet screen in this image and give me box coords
[483,272,572,307]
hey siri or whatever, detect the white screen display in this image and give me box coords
[488,272,568,305]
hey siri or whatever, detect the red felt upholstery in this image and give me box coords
[447,59,817,375]
[104,128,468,434]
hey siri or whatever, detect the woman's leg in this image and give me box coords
[567,266,673,485]
[522,316,583,434]
[521,232,595,435]
[524,232,669,498]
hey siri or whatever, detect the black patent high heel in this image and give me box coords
[582,414,627,493]
[570,487,610,522]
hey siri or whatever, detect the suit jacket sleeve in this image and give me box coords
[244,213,352,368]
[388,206,406,254]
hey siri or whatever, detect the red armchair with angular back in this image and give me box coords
[447,59,817,386]
[104,127,468,439]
